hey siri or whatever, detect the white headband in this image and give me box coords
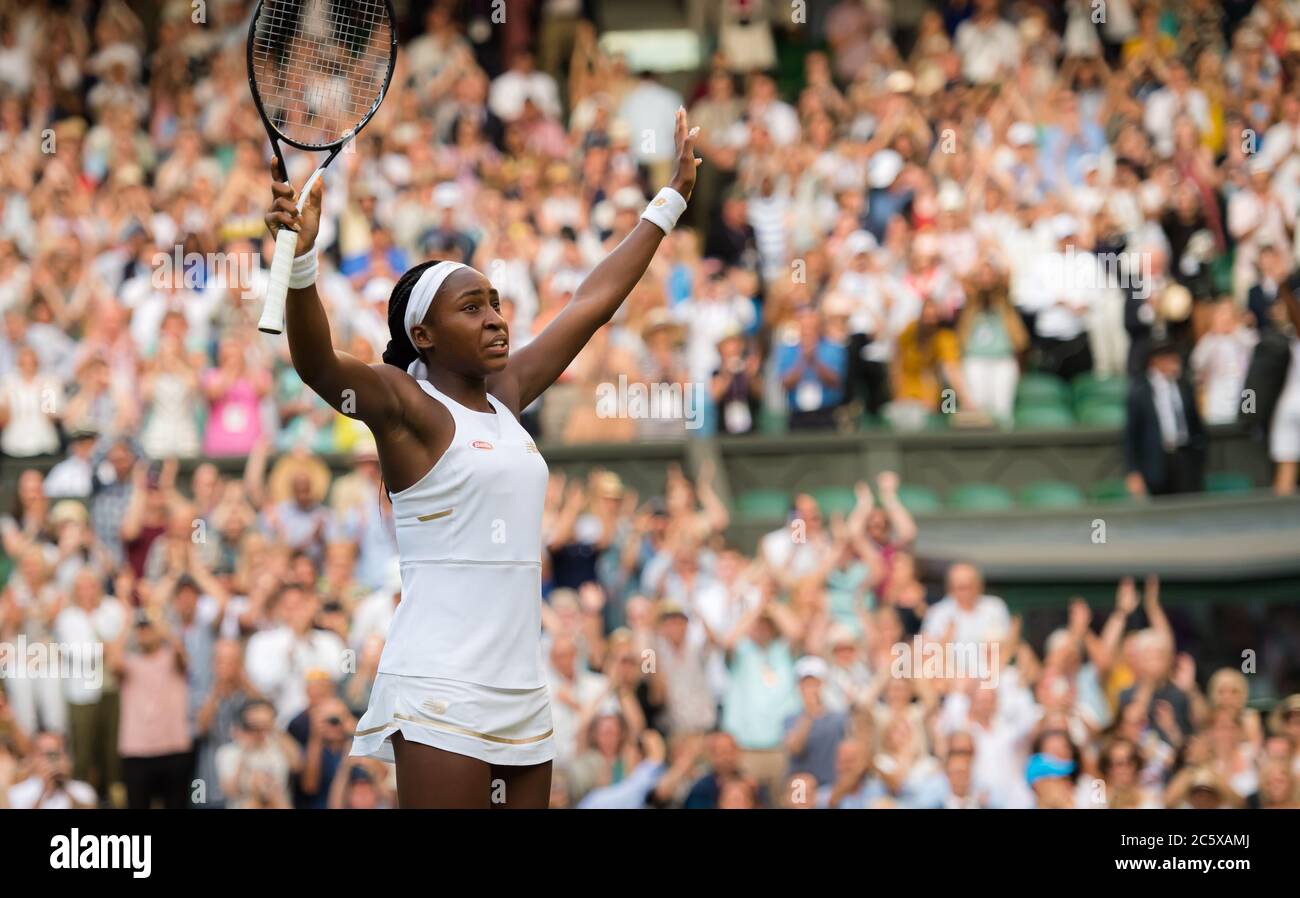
[403,261,466,380]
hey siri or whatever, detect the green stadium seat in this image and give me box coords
[1016,373,1070,406]
[947,483,1015,511]
[1073,373,1128,404]
[1205,471,1254,494]
[895,484,943,514]
[924,412,951,431]
[1076,401,1126,428]
[1014,404,1076,430]
[810,486,857,516]
[1088,478,1133,503]
[758,407,788,435]
[735,489,791,521]
[857,409,882,431]
[1018,480,1085,509]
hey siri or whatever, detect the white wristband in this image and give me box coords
[640,187,687,234]
[287,247,318,289]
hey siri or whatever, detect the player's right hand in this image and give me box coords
[264,157,322,253]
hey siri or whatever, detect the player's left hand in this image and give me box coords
[670,107,701,203]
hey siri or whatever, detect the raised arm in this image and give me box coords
[265,166,403,432]
[494,109,701,410]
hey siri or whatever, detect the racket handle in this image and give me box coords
[259,227,301,335]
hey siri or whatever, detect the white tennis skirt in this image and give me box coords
[350,672,556,767]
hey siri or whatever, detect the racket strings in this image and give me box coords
[251,0,392,148]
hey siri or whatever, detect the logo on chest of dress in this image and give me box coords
[470,440,494,450]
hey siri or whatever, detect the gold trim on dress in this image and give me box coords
[393,712,553,745]
[416,508,453,522]
[353,715,553,745]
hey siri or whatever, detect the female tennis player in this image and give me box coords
[264,109,699,808]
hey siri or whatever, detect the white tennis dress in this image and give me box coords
[350,379,555,766]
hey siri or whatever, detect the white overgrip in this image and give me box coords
[258,226,300,335]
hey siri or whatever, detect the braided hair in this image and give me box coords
[381,259,443,371]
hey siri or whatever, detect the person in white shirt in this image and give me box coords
[1271,285,1300,495]
[43,430,98,499]
[937,684,1036,809]
[0,345,61,457]
[758,494,831,589]
[53,568,126,792]
[617,72,684,166]
[1013,215,1099,381]
[244,585,347,726]
[1190,301,1258,425]
[6,731,98,809]
[744,72,800,147]
[677,262,756,384]
[544,634,610,764]
[921,563,1012,647]
[488,51,561,123]
[1258,91,1300,173]
[954,0,1022,85]
[1228,159,1291,302]
[1141,60,1210,157]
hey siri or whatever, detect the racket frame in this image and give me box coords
[246,0,398,334]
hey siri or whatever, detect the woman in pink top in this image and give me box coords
[110,611,193,809]
[202,338,269,456]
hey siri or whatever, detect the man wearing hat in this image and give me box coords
[711,324,761,436]
[721,602,800,802]
[651,602,716,735]
[1165,765,1242,809]
[782,655,848,788]
[263,453,334,564]
[1123,338,1207,497]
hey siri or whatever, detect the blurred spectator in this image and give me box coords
[4,730,96,809]
[1191,300,1257,424]
[0,0,1295,816]
[776,305,847,430]
[0,345,60,456]
[54,568,124,798]
[1124,339,1208,497]
[109,608,193,810]
[244,585,346,726]
[215,698,300,810]
[957,262,1028,425]
[889,297,968,430]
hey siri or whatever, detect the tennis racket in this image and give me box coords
[247,0,397,334]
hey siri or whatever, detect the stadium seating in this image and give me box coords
[1072,373,1129,407]
[947,482,1016,511]
[734,488,791,521]
[895,484,944,514]
[1206,471,1254,494]
[1016,372,1071,406]
[1075,401,1127,428]
[1013,403,1076,430]
[1088,478,1133,503]
[1018,480,1086,509]
[810,486,858,516]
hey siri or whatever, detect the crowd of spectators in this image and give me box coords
[1,0,1300,808]
[3,455,1299,809]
